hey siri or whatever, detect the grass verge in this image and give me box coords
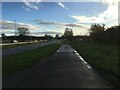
[3,42,61,75]
[70,41,119,87]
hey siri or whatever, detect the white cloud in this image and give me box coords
[22,0,41,10]
[101,0,119,26]
[71,15,104,23]
[102,0,119,5]
[58,2,65,8]
[22,6,30,11]
[47,24,90,36]
[33,19,90,35]
[0,20,39,30]
[71,0,119,26]
[34,19,89,28]
[57,2,68,10]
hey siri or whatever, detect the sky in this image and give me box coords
[0,0,119,37]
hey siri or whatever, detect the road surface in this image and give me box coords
[3,44,114,88]
[2,40,59,57]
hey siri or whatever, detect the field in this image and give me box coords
[3,42,61,75]
[70,41,119,86]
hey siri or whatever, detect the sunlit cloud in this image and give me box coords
[71,0,118,26]
[33,19,90,36]
[30,30,63,37]
[71,15,104,24]
[57,2,68,10]
[35,31,62,35]
[33,19,88,28]
[22,0,42,10]
[0,20,39,30]
[102,0,119,5]
[22,5,30,11]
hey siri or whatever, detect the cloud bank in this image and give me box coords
[22,0,41,10]
[0,20,39,30]
[70,0,119,26]
[34,19,89,28]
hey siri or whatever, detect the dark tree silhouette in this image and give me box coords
[90,24,119,45]
[1,33,6,38]
[55,34,60,39]
[17,27,30,36]
[16,27,30,41]
[90,24,105,42]
[44,34,53,40]
[64,28,73,36]
[1,33,7,43]
[63,28,73,41]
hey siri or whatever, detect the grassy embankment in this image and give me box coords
[3,42,61,75]
[70,41,119,87]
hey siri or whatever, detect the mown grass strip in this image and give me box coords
[3,42,61,75]
[70,41,119,87]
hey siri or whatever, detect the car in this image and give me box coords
[13,40,18,43]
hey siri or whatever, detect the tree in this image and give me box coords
[55,34,59,39]
[1,33,6,38]
[16,27,30,42]
[63,28,73,41]
[17,27,30,36]
[90,24,119,45]
[64,28,73,36]
[90,24,105,42]
[104,25,119,45]
[1,33,7,43]
[44,34,53,40]
[90,24,105,33]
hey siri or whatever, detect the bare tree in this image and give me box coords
[17,27,30,36]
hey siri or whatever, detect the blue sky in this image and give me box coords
[1,0,118,36]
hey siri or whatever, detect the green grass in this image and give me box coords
[3,42,61,75]
[70,41,119,86]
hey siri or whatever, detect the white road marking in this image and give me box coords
[74,50,77,53]
[75,51,92,69]
[76,53,79,56]
[57,50,59,52]
[86,64,92,69]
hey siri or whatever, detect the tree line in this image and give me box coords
[1,27,55,43]
[1,24,119,45]
[90,24,119,45]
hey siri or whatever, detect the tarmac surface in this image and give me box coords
[3,44,114,88]
[2,40,59,57]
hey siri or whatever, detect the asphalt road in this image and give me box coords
[2,40,59,57]
[3,44,114,88]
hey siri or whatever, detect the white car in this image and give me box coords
[13,40,18,43]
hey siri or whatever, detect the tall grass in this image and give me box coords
[70,41,119,86]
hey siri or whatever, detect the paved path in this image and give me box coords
[2,40,59,57]
[3,44,114,88]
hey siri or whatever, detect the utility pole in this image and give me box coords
[14,20,17,40]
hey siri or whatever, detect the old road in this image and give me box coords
[2,40,59,57]
[3,44,114,88]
